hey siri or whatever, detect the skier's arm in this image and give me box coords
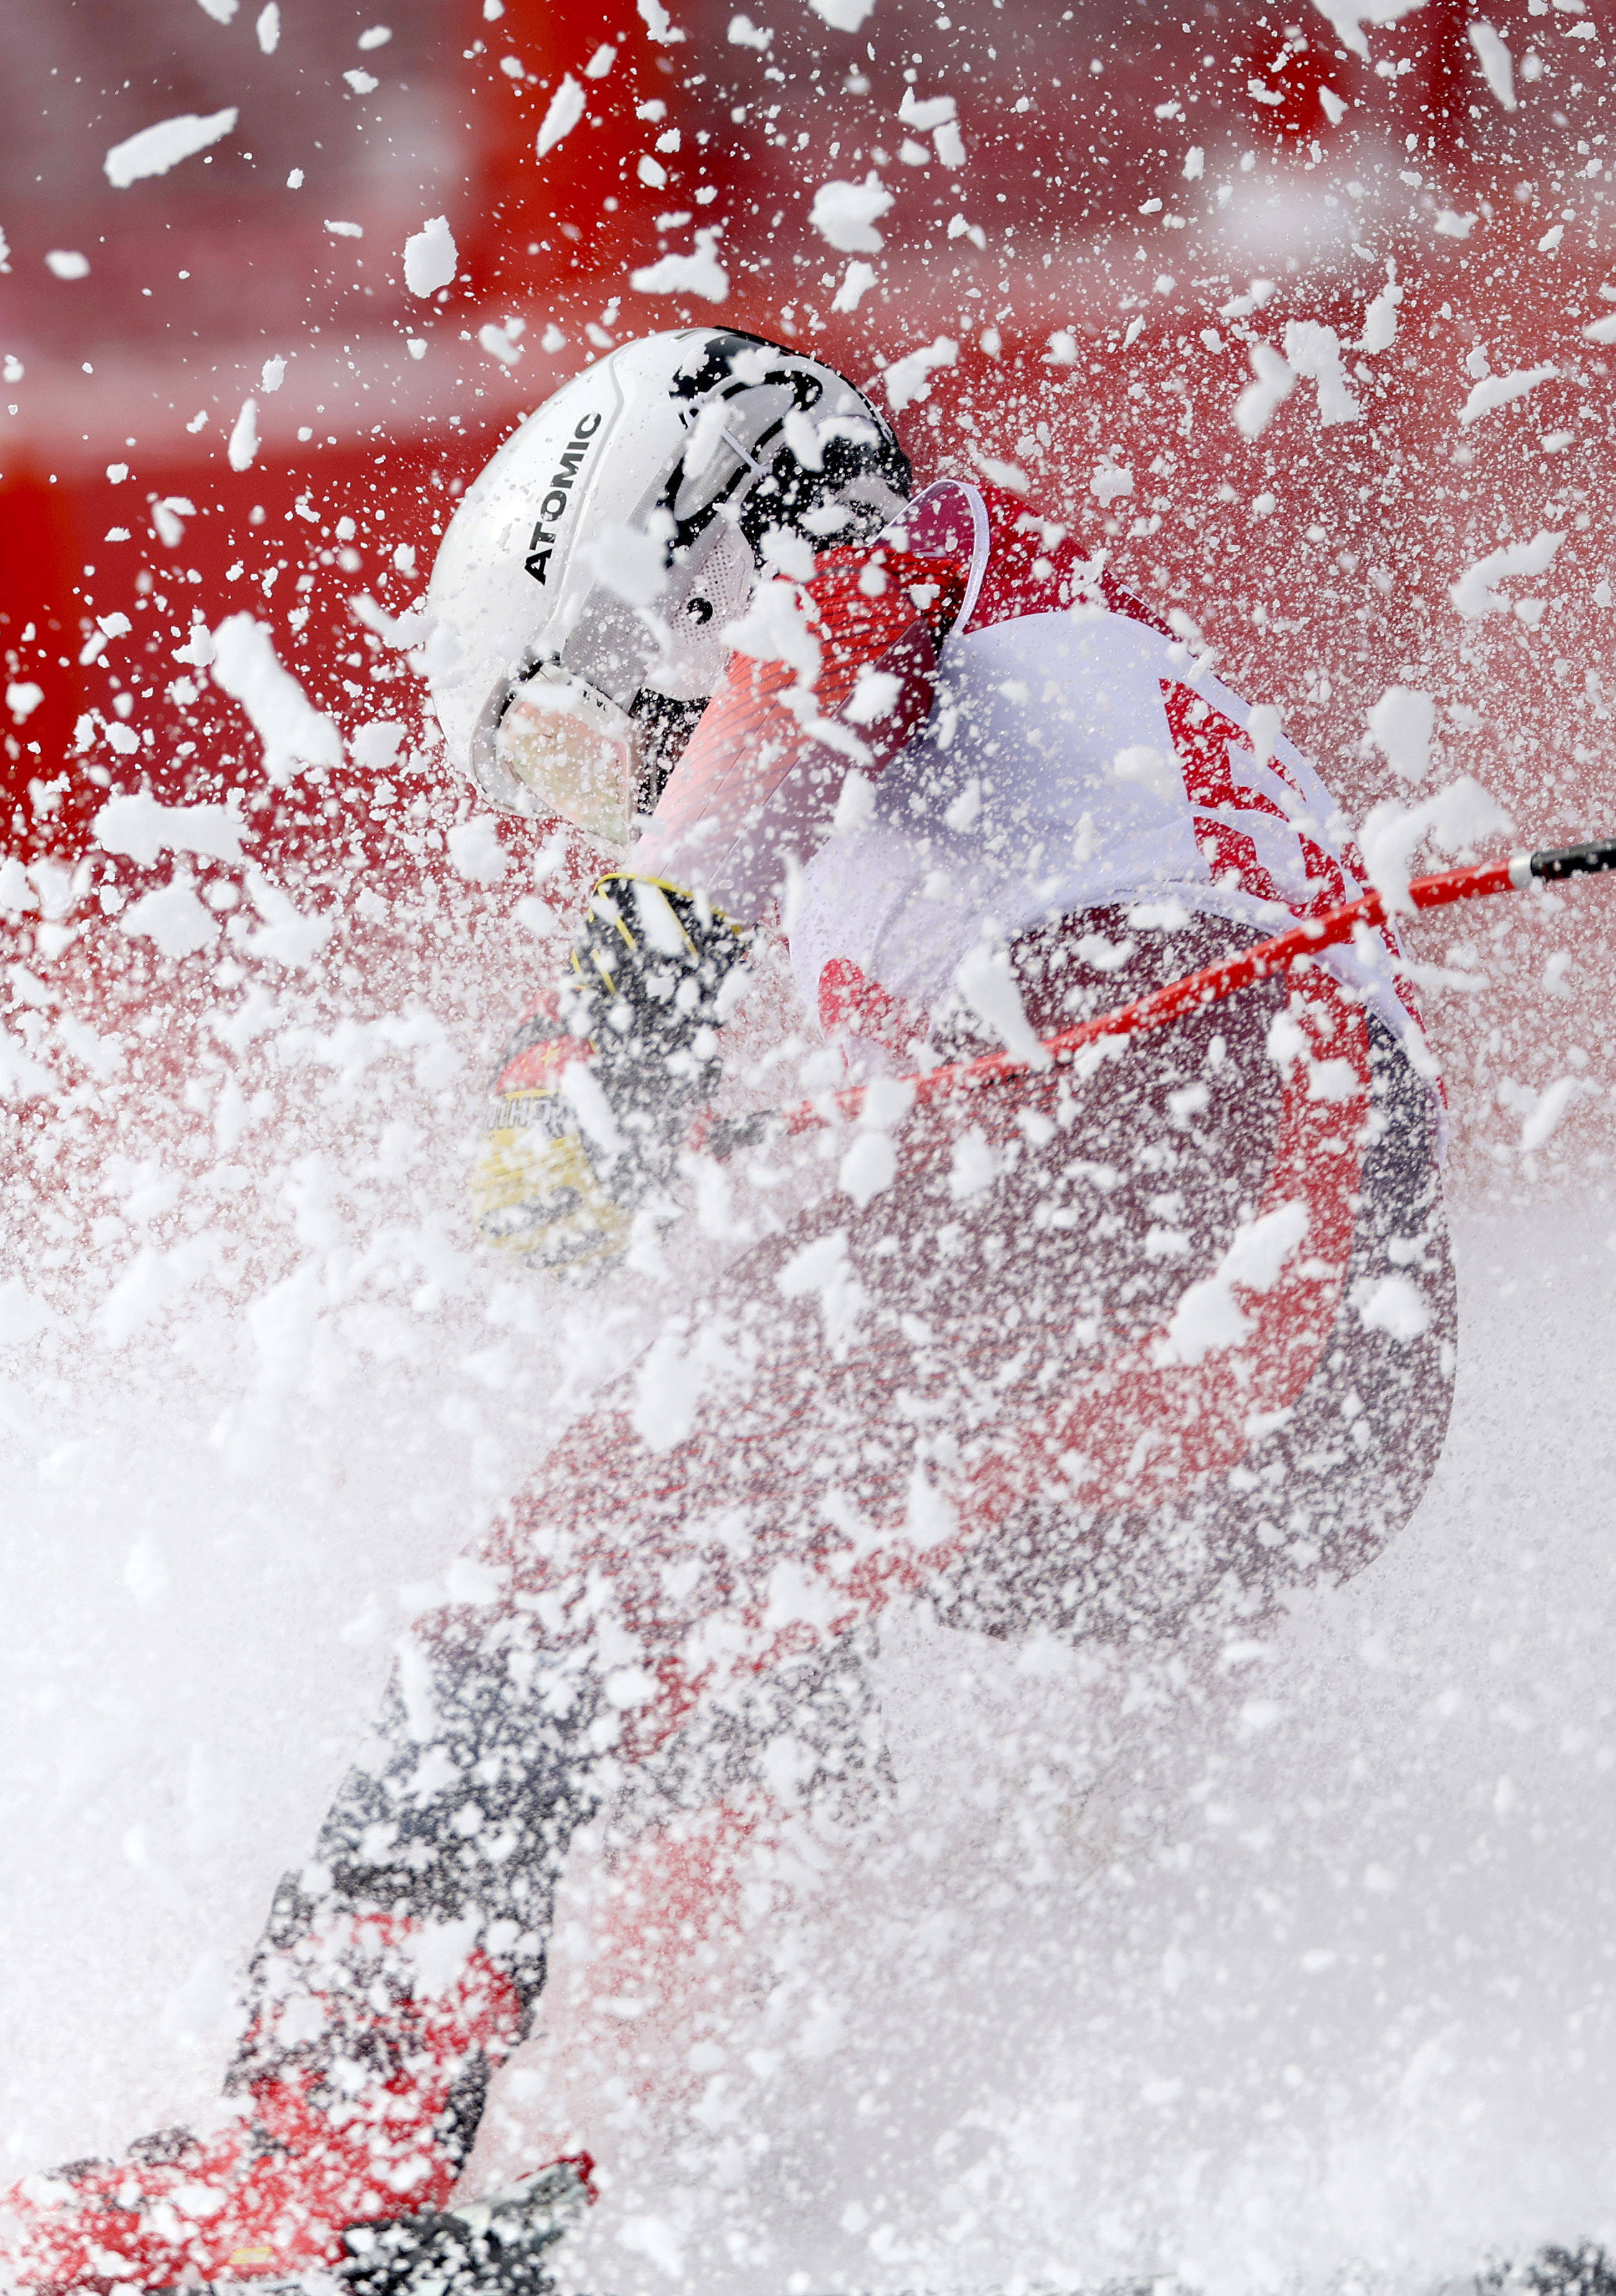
[470,544,966,1269]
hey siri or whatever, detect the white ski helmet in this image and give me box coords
[424,329,911,850]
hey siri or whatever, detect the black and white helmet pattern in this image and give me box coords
[424,329,912,837]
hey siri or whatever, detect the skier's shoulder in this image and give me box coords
[950,476,1174,644]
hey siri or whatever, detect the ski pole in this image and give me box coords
[766,836,1616,1139]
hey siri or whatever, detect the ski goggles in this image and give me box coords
[489,666,640,850]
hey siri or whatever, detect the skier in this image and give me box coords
[2,330,1456,2294]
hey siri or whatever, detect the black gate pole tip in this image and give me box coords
[1519,837,1616,886]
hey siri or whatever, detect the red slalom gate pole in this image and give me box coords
[772,837,1616,1141]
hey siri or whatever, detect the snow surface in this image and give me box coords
[6,1175,1616,2296]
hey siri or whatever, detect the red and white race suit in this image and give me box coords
[4,480,1457,2289]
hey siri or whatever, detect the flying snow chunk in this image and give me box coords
[806,0,874,26]
[1366,686,1434,783]
[404,215,457,298]
[118,878,218,962]
[637,0,686,40]
[1358,1273,1431,1340]
[882,335,956,413]
[955,941,1050,1068]
[447,817,509,885]
[6,683,44,724]
[630,227,728,303]
[44,250,90,279]
[729,12,771,43]
[1450,529,1562,618]
[1308,0,1424,62]
[257,4,280,51]
[1281,320,1360,424]
[723,578,821,684]
[93,794,250,867]
[809,174,893,254]
[898,89,954,131]
[536,75,586,158]
[1358,271,1403,352]
[831,261,876,311]
[227,397,259,472]
[1584,312,1616,346]
[1154,1202,1310,1367]
[1468,20,1516,108]
[195,0,238,20]
[240,870,335,969]
[210,614,343,783]
[839,1129,897,1209]
[1458,362,1554,425]
[104,107,239,188]
[1359,777,1511,911]
[1233,341,1295,439]
[325,218,363,237]
[478,317,526,366]
[1519,1075,1581,1154]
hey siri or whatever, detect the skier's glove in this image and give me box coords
[471,876,750,1268]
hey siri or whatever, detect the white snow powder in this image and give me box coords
[536,77,585,158]
[882,335,956,413]
[1519,1075,1581,1154]
[1233,341,1295,439]
[630,227,728,301]
[1281,321,1361,425]
[104,108,239,189]
[1358,1273,1432,1340]
[1153,1202,1310,1367]
[93,794,250,868]
[1468,20,1516,108]
[1090,459,1134,506]
[1358,776,1511,911]
[722,579,820,685]
[1366,687,1435,783]
[638,0,684,37]
[1458,363,1554,425]
[838,1130,898,1209]
[1358,270,1403,353]
[118,878,219,962]
[831,260,877,311]
[404,215,457,297]
[240,869,335,969]
[808,176,892,255]
[478,317,526,366]
[1450,529,1562,618]
[209,614,343,784]
[954,941,1050,1069]
[446,817,510,885]
[1308,0,1424,62]
[227,398,259,473]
